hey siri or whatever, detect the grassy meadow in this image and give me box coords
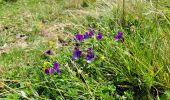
[0,0,170,99]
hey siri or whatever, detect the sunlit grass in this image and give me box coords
[0,0,170,99]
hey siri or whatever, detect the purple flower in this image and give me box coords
[88,47,93,52]
[117,32,123,37]
[114,32,123,41]
[96,32,103,40]
[53,61,60,74]
[44,49,52,55]
[88,29,95,37]
[86,48,94,63]
[45,67,53,74]
[72,48,82,60]
[84,32,89,39]
[75,33,84,42]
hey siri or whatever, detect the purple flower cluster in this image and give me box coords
[75,29,102,42]
[43,30,124,74]
[86,48,95,63]
[45,61,60,74]
[72,48,82,60]
[114,32,124,41]
[72,29,102,62]
[72,47,95,62]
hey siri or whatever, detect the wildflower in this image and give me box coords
[53,61,60,74]
[48,41,55,48]
[88,47,93,52]
[84,32,89,39]
[45,67,53,74]
[96,32,103,40]
[72,48,82,60]
[114,31,123,41]
[75,33,84,42]
[88,29,95,37]
[101,55,106,60]
[43,61,49,68]
[86,48,94,63]
[44,49,52,55]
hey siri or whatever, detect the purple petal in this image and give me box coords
[72,56,77,60]
[88,47,93,52]
[117,32,123,36]
[86,48,94,62]
[75,33,84,42]
[44,49,52,55]
[117,32,123,39]
[53,61,60,74]
[114,32,124,41]
[114,35,119,41]
[96,32,103,40]
[86,52,95,63]
[88,29,95,37]
[48,67,54,74]
[45,67,53,74]
[45,68,49,74]
[72,48,82,60]
[84,32,89,39]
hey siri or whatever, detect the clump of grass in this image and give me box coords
[2,0,17,2]
[64,0,96,9]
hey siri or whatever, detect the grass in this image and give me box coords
[0,0,170,99]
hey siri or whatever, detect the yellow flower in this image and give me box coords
[101,55,106,60]
[48,41,55,48]
[43,61,49,68]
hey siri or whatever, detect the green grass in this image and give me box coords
[0,0,170,99]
